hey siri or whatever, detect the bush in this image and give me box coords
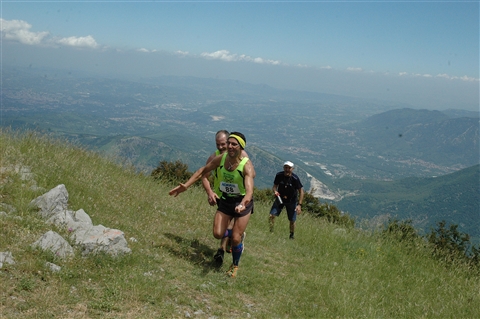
[381,219,479,273]
[383,219,419,242]
[303,192,355,228]
[151,160,193,184]
[253,187,275,204]
[426,220,479,269]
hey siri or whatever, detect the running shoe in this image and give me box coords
[213,248,224,265]
[226,264,239,278]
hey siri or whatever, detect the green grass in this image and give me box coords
[1,129,479,318]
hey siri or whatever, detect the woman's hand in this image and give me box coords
[207,192,219,206]
[235,203,245,213]
[169,183,187,197]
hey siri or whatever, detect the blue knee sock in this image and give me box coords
[223,229,232,238]
[232,243,243,266]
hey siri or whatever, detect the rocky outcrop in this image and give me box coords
[30,184,69,219]
[30,184,131,257]
[31,230,75,258]
[0,165,132,272]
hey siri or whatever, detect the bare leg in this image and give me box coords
[213,210,232,239]
[213,211,233,265]
[231,214,251,247]
[220,218,235,252]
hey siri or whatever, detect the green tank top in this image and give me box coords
[217,152,249,198]
[213,150,221,197]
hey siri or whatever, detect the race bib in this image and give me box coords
[220,182,240,195]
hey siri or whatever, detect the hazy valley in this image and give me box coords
[2,66,479,240]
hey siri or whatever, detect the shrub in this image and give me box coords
[253,187,275,204]
[383,219,419,242]
[426,220,479,269]
[303,191,355,228]
[151,160,193,184]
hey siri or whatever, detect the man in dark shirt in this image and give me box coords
[269,161,304,239]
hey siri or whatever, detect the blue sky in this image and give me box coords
[1,0,479,111]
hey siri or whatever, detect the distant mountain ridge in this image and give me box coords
[334,164,480,243]
[363,108,449,127]
[352,108,479,167]
[137,75,362,104]
[442,109,480,119]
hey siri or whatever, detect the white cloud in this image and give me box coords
[1,18,98,49]
[200,50,281,65]
[447,75,473,82]
[0,18,49,45]
[412,73,433,78]
[55,35,98,48]
[459,75,478,82]
[399,72,478,82]
[137,48,157,53]
[346,67,363,72]
[436,73,450,79]
[201,50,235,61]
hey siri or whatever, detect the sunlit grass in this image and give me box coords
[1,128,479,318]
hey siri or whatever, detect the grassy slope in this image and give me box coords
[1,129,479,318]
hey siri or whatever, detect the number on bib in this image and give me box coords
[220,182,240,195]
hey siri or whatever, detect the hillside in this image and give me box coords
[332,165,480,243]
[352,108,479,167]
[1,129,479,318]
